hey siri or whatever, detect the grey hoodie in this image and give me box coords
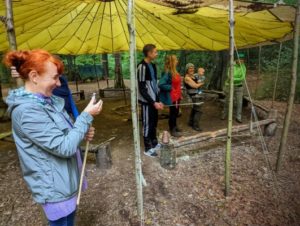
[6,87,93,204]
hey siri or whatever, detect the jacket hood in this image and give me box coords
[6,87,64,116]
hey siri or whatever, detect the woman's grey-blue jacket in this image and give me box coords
[6,87,93,204]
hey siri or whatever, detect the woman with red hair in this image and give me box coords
[5,49,102,226]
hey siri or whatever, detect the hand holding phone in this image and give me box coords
[83,93,103,116]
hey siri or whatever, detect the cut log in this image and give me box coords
[160,144,176,170]
[96,144,112,169]
[264,122,277,137]
[81,137,115,169]
[172,118,276,148]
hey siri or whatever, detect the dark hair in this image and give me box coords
[143,44,156,57]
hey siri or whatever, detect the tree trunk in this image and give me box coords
[272,42,282,108]
[114,53,125,88]
[276,0,300,172]
[225,0,235,197]
[102,54,109,87]
[209,50,228,90]
[178,50,187,75]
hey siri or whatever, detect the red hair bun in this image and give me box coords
[4,49,64,80]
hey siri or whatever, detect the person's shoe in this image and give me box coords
[236,118,242,123]
[153,143,162,152]
[144,148,158,158]
[192,126,202,132]
[170,128,182,137]
[175,127,183,132]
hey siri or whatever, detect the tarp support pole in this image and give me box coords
[272,42,282,108]
[5,0,23,87]
[276,0,300,172]
[127,0,144,224]
[225,0,235,197]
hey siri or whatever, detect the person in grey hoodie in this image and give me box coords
[5,49,102,226]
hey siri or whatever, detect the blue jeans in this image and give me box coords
[48,211,76,226]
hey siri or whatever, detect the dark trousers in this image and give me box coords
[189,95,203,128]
[169,102,180,131]
[141,104,158,151]
[49,211,76,226]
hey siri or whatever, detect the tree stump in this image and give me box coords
[264,122,277,137]
[160,144,176,169]
[96,143,112,169]
[81,138,114,169]
[160,131,176,169]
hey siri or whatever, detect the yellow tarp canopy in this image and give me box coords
[0,0,295,54]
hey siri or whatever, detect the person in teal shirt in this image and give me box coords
[222,52,247,123]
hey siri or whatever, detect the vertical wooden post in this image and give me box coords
[225,0,235,196]
[272,42,282,108]
[5,0,17,50]
[127,0,144,224]
[5,0,23,87]
[276,0,300,172]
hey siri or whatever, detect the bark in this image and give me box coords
[272,42,282,108]
[209,50,228,90]
[102,54,109,79]
[276,0,300,172]
[93,55,100,90]
[114,53,125,88]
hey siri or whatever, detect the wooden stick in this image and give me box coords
[173,119,275,148]
[77,140,90,206]
[225,0,235,197]
[127,0,144,223]
[276,0,300,172]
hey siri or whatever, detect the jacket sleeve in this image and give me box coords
[137,64,155,104]
[20,107,93,158]
[159,73,172,91]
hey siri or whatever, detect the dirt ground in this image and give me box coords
[0,82,299,226]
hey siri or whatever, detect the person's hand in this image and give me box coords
[85,127,95,141]
[154,102,164,110]
[11,66,20,78]
[197,82,204,88]
[83,96,103,116]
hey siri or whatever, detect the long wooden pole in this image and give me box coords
[127,0,144,224]
[5,0,23,87]
[5,0,17,50]
[276,0,300,172]
[225,0,235,196]
[272,42,282,108]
